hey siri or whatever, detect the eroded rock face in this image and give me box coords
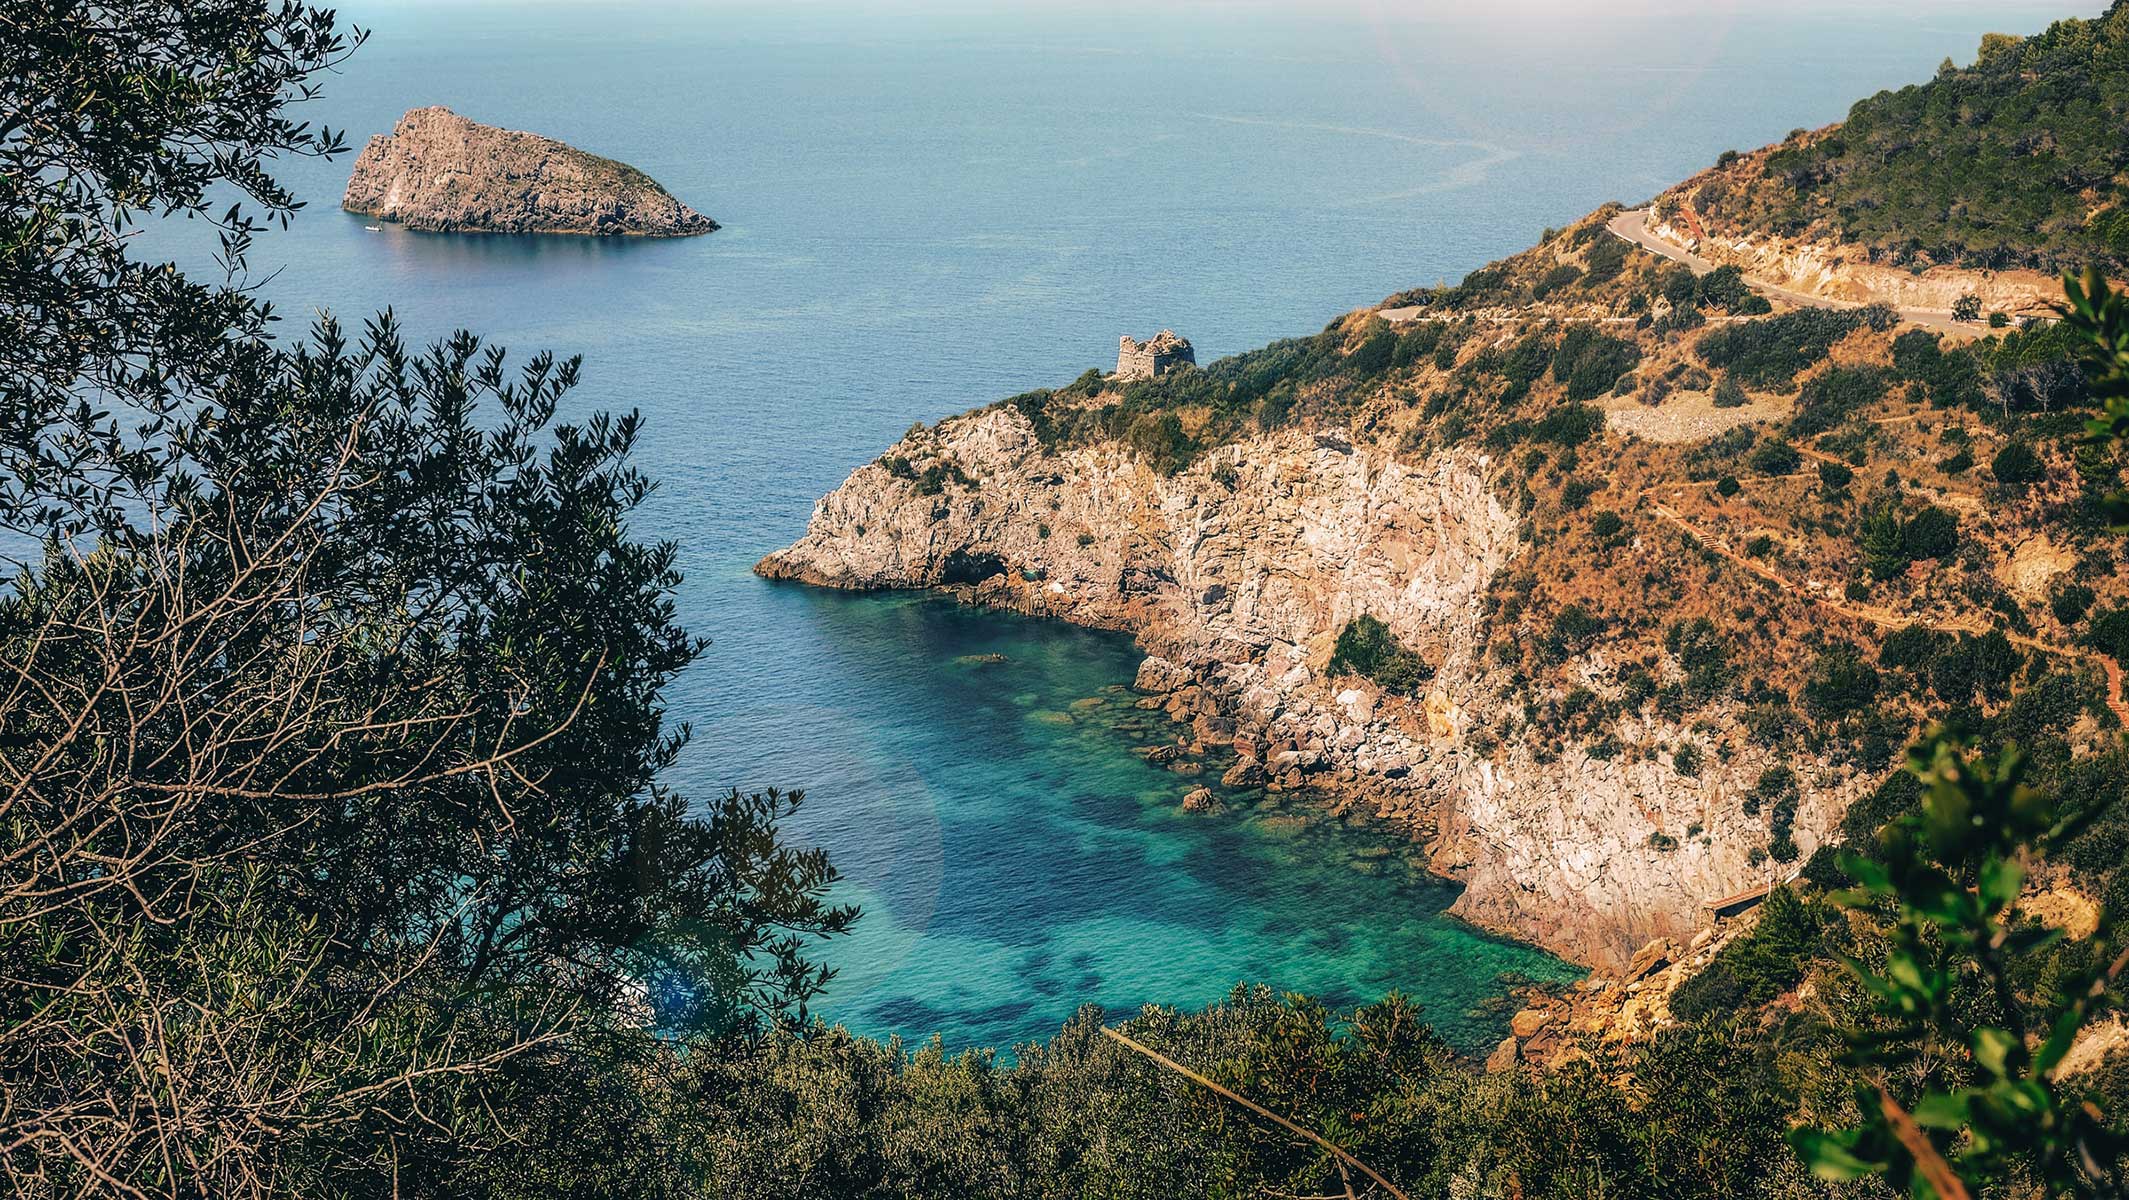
[343,107,715,237]
[757,407,1848,968]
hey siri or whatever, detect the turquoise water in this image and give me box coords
[141,0,2101,1053]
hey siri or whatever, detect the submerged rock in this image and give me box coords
[343,106,716,237]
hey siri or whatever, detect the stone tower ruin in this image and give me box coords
[1115,330,1195,382]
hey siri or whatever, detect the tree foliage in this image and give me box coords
[0,6,854,1196]
[1701,6,2129,272]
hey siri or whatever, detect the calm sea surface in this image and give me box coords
[144,0,2100,1053]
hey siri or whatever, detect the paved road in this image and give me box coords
[1606,208,1974,335]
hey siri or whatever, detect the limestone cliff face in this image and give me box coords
[758,408,1849,969]
[342,107,715,237]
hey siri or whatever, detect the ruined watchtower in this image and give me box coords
[1115,330,1195,382]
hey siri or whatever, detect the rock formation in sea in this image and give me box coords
[342,106,716,237]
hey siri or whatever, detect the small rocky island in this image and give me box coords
[342,106,716,237]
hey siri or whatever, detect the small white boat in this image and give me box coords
[363,224,382,232]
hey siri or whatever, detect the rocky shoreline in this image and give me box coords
[758,405,1850,971]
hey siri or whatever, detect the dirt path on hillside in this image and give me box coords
[1607,209,1976,335]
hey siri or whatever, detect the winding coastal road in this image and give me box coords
[1606,208,1974,335]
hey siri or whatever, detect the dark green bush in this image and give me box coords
[1697,308,1868,389]
[2086,606,2129,666]
[1749,439,1802,476]
[1992,441,2046,485]
[1880,624,1952,672]
[1531,264,1585,299]
[1327,614,1435,695]
[1802,644,1881,718]
[1930,630,2024,703]
[1533,403,1606,447]
[2052,583,2097,626]
[1697,265,1752,312]
[1665,618,1734,701]
[1547,604,1607,661]
[1788,366,1889,438]
[1900,504,1960,561]
[1554,327,1643,402]
[1584,235,1630,284]
[1670,887,1827,1021]
[1125,412,1193,476]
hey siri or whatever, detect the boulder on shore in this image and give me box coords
[1133,655,1193,695]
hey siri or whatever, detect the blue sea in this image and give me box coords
[147,0,2102,1053]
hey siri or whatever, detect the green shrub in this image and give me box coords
[2085,606,2129,665]
[1818,461,1854,490]
[1697,308,1868,389]
[1547,604,1608,661]
[1930,630,2024,703]
[1327,614,1435,695]
[1670,887,1827,1021]
[1531,263,1585,299]
[1992,441,2045,485]
[1533,403,1606,447]
[2051,583,2096,626]
[1697,265,1752,312]
[1666,617,1734,701]
[1344,327,1400,378]
[1673,743,1703,777]
[1749,439,1802,476]
[1584,234,1630,284]
[1554,327,1643,402]
[1716,476,1742,497]
[1880,624,1952,672]
[1125,411,1193,476]
[1900,504,1960,561]
[1561,477,1601,510]
[1802,643,1881,718]
[1860,501,1908,580]
[1891,329,1944,379]
[914,460,976,495]
[1788,366,1889,438]
[1713,373,1750,408]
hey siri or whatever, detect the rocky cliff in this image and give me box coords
[342,107,715,237]
[758,406,1849,969]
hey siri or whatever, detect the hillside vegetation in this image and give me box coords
[1697,2,2129,271]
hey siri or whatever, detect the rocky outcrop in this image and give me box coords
[757,407,1852,969]
[342,107,715,237]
